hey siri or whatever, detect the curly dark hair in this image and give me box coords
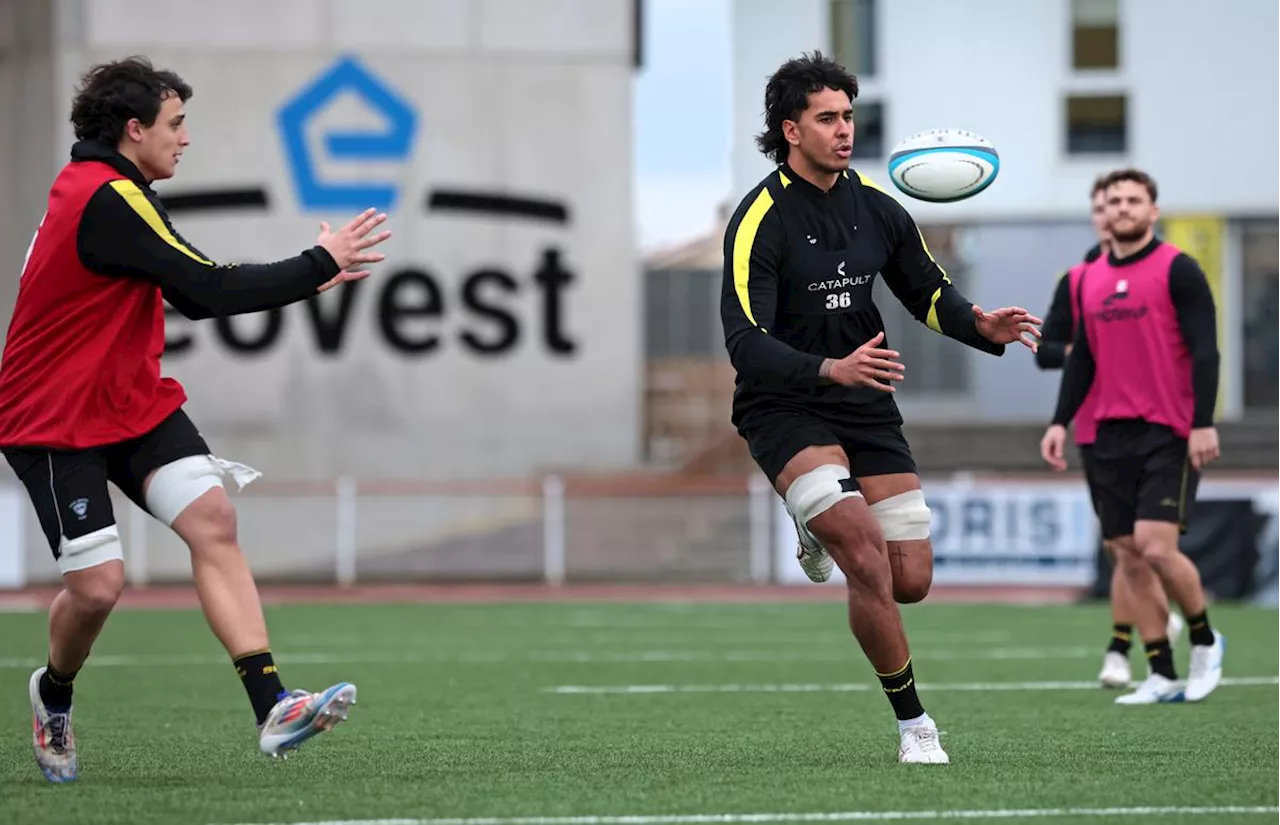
[754,51,858,164]
[1100,167,1158,203]
[70,56,192,146]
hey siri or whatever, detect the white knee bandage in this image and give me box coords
[869,489,932,541]
[784,464,863,530]
[59,525,124,574]
[144,455,261,527]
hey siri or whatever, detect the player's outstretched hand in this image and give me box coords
[1040,424,1068,471]
[316,208,393,293]
[822,331,905,392]
[1188,427,1220,470]
[973,305,1042,351]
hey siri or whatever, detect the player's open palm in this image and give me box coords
[826,331,905,392]
[973,305,1043,351]
[316,208,393,293]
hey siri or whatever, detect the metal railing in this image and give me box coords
[5,471,1276,592]
[11,474,777,588]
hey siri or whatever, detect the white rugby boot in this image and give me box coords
[258,682,357,757]
[1184,631,1225,702]
[898,717,949,764]
[1098,651,1132,689]
[29,668,76,783]
[792,515,834,583]
[1114,673,1185,705]
[1100,612,1182,687]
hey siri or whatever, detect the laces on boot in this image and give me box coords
[46,715,69,754]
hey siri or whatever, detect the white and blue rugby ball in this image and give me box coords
[887,128,999,203]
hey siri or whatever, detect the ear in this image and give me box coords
[123,118,144,143]
[782,120,800,147]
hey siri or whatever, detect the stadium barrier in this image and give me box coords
[1,473,1275,600]
[773,475,1279,605]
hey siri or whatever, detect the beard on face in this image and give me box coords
[1109,219,1151,244]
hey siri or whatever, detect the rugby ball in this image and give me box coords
[887,129,999,203]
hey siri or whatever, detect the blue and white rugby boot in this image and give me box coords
[258,682,357,757]
[29,667,76,782]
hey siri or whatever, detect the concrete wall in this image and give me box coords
[13,0,641,483]
[0,1,62,346]
[1,0,641,584]
[730,0,826,209]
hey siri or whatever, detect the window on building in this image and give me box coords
[831,0,877,77]
[1065,94,1127,154]
[1240,219,1278,410]
[644,268,719,358]
[852,102,885,160]
[1071,0,1120,70]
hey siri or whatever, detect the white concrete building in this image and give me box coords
[1,0,642,484]
[0,0,642,584]
[728,0,1278,420]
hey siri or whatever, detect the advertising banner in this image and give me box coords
[775,480,1098,587]
[775,478,1279,599]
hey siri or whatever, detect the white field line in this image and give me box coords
[546,676,1280,695]
[511,646,1100,664]
[217,804,1280,825]
[0,646,1101,670]
[253,634,978,652]
[491,633,1013,648]
[561,616,1016,638]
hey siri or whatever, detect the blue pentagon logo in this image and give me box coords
[277,55,418,212]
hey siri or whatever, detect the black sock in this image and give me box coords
[1186,610,1215,646]
[234,650,287,726]
[1107,623,1134,656]
[39,662,76,712]
[1144,638,1177,680]
[877,659,925,721]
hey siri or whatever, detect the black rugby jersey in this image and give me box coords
[1034,243,1103,370]
[720,164,1004,426]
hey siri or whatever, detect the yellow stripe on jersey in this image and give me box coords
[925,293,944,333]
[856,171,951,332]
[108,179,214,265]
[732,187,776,329]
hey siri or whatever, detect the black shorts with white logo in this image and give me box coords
[2,408,209,558]
[1086,419,1200,540]
[736,403,917,489]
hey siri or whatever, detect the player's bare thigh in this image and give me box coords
[857,472,933,604]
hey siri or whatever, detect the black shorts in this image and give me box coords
[1086,420,1200,540]
[736,405,916,489]
[1078,444,1103,517]
[2,409,209,557]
